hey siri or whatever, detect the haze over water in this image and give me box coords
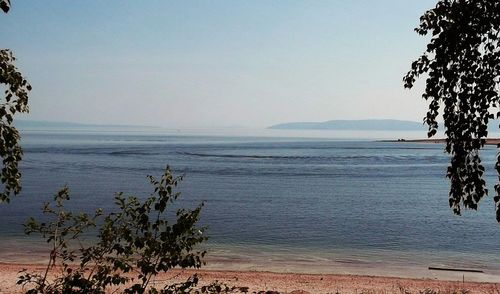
[2,128,500,280]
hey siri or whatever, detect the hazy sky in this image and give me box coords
[1,1,436,128]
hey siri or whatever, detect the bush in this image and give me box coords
[18,166,207,294]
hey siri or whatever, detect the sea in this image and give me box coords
[2,127,500,281]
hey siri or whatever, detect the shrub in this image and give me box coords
[18,166,207,294]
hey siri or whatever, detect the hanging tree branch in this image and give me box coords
[404,0,500,220]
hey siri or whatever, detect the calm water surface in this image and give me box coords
[2,129,500,278]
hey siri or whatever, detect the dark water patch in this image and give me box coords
[179,151,448,164]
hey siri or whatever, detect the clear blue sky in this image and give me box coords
[1,1,436,128]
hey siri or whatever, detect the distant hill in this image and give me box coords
[269,119,426,131]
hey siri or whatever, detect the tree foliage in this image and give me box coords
[0,49,31,203]
[0,0,10,13]
[404,0,500,220]
[1,0,31,203]
[18,167,209,294]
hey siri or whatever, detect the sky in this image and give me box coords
[1,1,436,129]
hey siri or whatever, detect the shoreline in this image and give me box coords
[381,138,500,145]
[3,241,500,284]
[2,262,500,294]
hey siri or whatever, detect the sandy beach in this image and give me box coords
[1,262,500,294]
[2,240,500,293]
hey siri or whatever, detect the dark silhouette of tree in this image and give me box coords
[1,0,31,202]
[0,0,9,13]
[404,0,500,220]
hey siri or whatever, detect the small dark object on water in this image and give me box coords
[428,266,483,273]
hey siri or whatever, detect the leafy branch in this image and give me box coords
[0,49,31,203]
[18,167,211,294]
[405,0,500,220]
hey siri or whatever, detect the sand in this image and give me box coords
[2,262,500,294]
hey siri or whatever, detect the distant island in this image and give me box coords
[269,119,426,131]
